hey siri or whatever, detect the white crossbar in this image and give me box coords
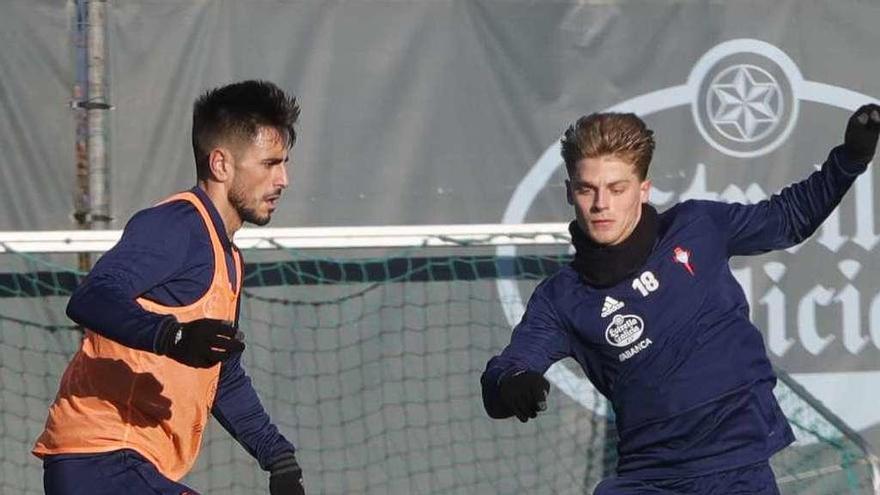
[0,223,571,253]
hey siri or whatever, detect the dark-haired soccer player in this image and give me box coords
[482,105,880,494]
[35,80,305,495]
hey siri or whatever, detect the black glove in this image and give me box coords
[154,318,244,368]
[844,103,880,165]
[499,370,550,423]
[269,455,305,495]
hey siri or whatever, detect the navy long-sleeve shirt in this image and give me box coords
[482,146,867,479]
[65,186,295,469]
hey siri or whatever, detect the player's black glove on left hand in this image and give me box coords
[844,103,880,165]
[499,370,550,423]
[154,318,244,368]
[269,455,305,495]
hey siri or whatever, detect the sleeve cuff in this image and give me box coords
[833,145,870,176]
[151,315,179,354]
[267,451,299,473]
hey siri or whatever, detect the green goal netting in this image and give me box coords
[1,228,877,494]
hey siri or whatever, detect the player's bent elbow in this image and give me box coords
[65,289,89,327]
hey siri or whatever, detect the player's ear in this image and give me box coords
[565,179,574,206]
[208,147,234,182]
[639,178,651,203]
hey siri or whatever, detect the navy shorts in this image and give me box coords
[594,461,781,495]
[43,449,198,495]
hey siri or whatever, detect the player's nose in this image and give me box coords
[275,163,289,189]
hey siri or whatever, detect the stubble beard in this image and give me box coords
[229,183,271,226]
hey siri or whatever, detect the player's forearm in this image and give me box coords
[775,103,880,244]
[771,145,864,244]
[213,356,296,469]
[66,273,172,351]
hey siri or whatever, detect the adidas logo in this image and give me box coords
[601,296,624,318]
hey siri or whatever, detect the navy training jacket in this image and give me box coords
[482,145,867,479]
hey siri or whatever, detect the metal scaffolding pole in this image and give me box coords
[72,0,111,271]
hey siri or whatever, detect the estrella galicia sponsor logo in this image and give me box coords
[619,338,653,363]
[605,314,644,347]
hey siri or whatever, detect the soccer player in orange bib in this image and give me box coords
[34,80,305,495]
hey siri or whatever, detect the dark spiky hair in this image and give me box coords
[192,80,300,179]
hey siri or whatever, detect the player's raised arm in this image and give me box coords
[700,104,879,256]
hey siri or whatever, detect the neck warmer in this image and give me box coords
[569,203,659,288]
